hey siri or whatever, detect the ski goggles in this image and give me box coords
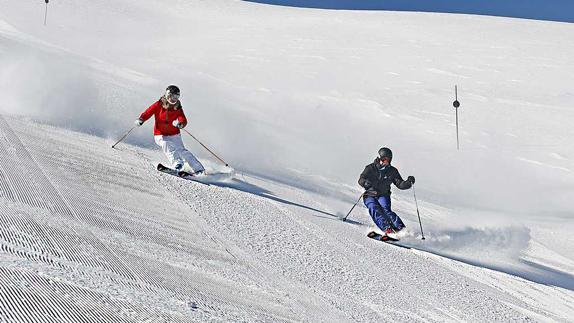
[166,91,180,104]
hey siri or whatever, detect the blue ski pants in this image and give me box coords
[364,195,405,232]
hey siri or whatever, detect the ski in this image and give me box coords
[157,163,195,177]
[367,231,411,249]
[367,231,399,242]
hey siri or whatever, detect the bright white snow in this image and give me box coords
[0,0,573,321]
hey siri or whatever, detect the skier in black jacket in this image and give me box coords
[358,147,415,234]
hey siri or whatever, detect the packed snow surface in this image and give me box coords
[0,0,573,321]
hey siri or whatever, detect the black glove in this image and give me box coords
[364,188,378,197]
[172,120,184,129]
[407,176,415,184]
[363,179,373,189]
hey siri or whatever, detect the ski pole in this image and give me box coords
[111,126,137,149]
[342,193,364,222]
[412,184,425,240]
[181,128,229,167]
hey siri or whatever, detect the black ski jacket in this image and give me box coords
[358,158,412,197]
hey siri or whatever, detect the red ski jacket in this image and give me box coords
[139,98,188,136]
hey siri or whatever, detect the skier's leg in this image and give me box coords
[377,195,406,230]
[170,134,205,173]
[154,135,184,169]
[181,150,205,173]
[364,196,392,232]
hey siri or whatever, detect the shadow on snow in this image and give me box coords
[208,176,364,226]
[400,240,574,291]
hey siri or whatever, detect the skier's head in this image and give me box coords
[165,85,181,105]
[378,147,393,166]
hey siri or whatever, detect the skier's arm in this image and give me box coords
[358,166,372,189]
[139,101,160,122]
[177,110,188,128]
[393,169,413,190]
[171,110,188,129]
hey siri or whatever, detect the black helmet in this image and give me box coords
[378,147,393,160]
[166,85,180,95]
[165,85,180,104]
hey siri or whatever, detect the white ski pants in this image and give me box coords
[154,134,204,173]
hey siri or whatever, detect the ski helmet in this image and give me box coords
[378,147,393,161]
[165,85,180,104]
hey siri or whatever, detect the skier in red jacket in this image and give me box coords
[135,85,205,174]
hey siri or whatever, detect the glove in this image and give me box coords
[364,188,378,197]
[363,179,373,189]
[172,120,184,129]
[134,119,144,126]
[407,176,415,184]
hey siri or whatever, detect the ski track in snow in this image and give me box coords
[1,0,574,321]
[0,115,330,322]
[1,116,573,321]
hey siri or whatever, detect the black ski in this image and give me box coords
[367,231,411,249]
[367,231,399,242]
[155,164,211,186]
[157,163,195,179]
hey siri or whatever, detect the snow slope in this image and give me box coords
[0,115,571,322]
[1,0,574,321]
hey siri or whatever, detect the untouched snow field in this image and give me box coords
[1,0,574,321]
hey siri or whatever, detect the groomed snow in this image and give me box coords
[1,0,573,321]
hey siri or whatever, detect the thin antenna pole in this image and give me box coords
[44,0,49,26]
[456,108,459,150]
[453,85,461,150]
